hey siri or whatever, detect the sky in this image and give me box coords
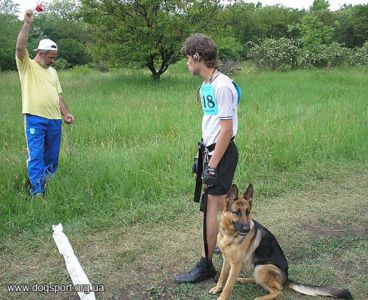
[12,0,368,17]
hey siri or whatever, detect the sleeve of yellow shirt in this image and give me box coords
[15,49,31,75]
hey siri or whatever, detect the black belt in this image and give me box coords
[205,136,235,153]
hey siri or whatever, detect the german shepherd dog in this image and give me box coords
[209,184,353,300]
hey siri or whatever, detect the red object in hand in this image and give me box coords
[35,3,44,12]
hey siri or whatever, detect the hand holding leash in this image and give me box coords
[203,165,217,187]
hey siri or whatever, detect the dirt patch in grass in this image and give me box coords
[308,223,367,240]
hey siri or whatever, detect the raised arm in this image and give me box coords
[16,9,33,60]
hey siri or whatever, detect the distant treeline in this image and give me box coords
[1,0,367,78]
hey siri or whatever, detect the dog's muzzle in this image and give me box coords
[234,222,250,236]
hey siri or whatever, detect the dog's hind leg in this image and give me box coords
[253,265,285,300]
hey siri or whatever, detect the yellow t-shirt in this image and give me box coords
[16,50,62,119]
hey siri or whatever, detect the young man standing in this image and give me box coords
[16,9,74,196]
[175,34,239,283]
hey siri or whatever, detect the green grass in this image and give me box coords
[0,63,367,299]
[1,64,367,237]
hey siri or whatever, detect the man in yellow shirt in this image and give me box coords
[16,9,74,196]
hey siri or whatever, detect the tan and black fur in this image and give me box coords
[209,184,353,300]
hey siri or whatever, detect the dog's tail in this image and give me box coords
[286,280,353,299]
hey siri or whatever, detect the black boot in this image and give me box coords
[174,257,217,284]
[214,245,222,255]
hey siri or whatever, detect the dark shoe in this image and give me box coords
[29,186,46,197]
[30,192,46,199]
[29,190,45,197]
[214,245,222,255]
[174,257,217,284]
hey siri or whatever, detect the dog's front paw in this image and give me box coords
[209,285,223,294]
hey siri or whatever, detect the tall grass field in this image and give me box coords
[0,63,367,299]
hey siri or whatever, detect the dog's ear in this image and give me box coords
[244,184,253,201]
[225,184,239,209]
[228,184,239,199]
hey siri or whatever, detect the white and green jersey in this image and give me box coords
[200,72,239,147]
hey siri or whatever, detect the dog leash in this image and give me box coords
[202,148,216,281]
[194,140,215,281]
[66,123,74,164]
[194,141,204,202]
[202,189,211,274]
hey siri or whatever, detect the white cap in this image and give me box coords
[34,39,58,51]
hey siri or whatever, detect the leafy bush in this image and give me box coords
[54,58,71,70]
[216,36,244,61]
[349,42,368,66]
[297,47,320,67]
[321,42,350,67]
[71,65,97,75]
[248,38,366,70]
[298,43,350,68]
[248,38,299,71]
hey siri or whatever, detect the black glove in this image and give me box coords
[192,157,198,174]
[202,165,217,187]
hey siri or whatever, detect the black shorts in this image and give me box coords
[204,142,238,196]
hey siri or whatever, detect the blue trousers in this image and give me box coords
[24,114,62,195]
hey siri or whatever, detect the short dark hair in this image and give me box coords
[181,33,218,68]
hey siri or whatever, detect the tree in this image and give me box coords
[310,0,330,12]
[333,4,368,48]
[0,0,20,70]
[47,0,81,20]
[296,14,333,47]
[58,38,91,66]
[334,6,355,47]
[0,0,19,15]
[350,4,368,47]
[216,2,305,58]
[81,0,221,80]
[217,3,260,45]
[30,0,92,68]
[294,14,334,66]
